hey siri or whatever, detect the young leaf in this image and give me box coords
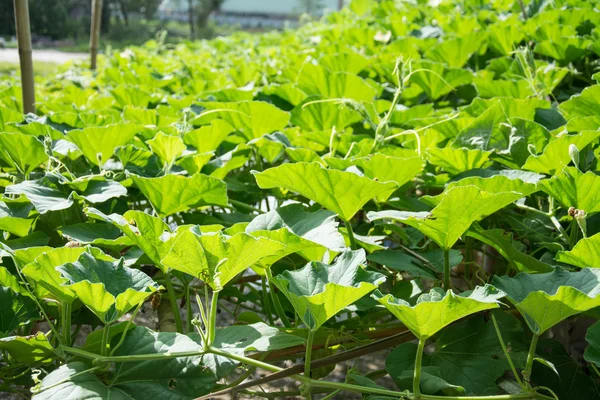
[270,250,385,331]
[184,119,234,153]
[368,185,524,249]
[492,268,600,334]
[147,132,186,167]
[374,286,504,339]
[130,173,228,217]
[426,147,492,175]
[253,162,397,221]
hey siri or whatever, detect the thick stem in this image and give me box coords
[164,276,184,333]
[344,219,357,250]
[185,284,192,333]
[89,0,103,70]
[266,269,292,328]
[100,324,111,357]
[523,334,539,388]
[304,330,316,399]
[491,313,524,387]
[13,0,36,113]
[208,290,219,345]
[413,339,425,398]
[443,248,451,290]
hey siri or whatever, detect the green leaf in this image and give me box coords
[0,132,49,175]
[373,286,503,339]
[0,286,39,337]
[246,203,346,252]
[410,61,473,100]
[539,167,600,214]
[21,247,112,304]
[467,227,553,273]
[0,200,35,237]
[67,124,139,166]
[193,101,290,141]
[197,322,305,379]
[492,268,600,334]
[426,147,492,175]
[184,119,234,153]
[560,85,600,119]
[271,250,385,330]
[454,101,509,151]
[147,132,186,166]
[522,131,600,175]
[368,185,524,249]
[130,173,228,217]
[33,329,215,399]
[57,223,132,248]
[556,233,600,269]
[85,208,175,270]
[57,252,159,323]
[162,228,286,290]
[253,162,397,221]
[295,64,377,101]
[535,36,592,63]
[72,180,128,204]
[387,342,466,395]
[5,180,73,214]
[584,320,600,367]
[290,97,363,131]
[425,34,483,68]
[0,332,55,364]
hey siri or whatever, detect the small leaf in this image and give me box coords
[539,167,600,215]
[147,132,186,166]
[556,233,600,269]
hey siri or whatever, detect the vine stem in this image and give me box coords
[414,339,425,398]
[443,248,451,290]
[261,276,275,326]
[491,313,524,387]
[185,284,192,333]
[61,302,71,346]
[344,219,357,249]
[164,275,184,333]
[304,330,316,399]
[208,290,219,345]
[524,334,539,388]
[266,268,292,328]
[100,324,111,357]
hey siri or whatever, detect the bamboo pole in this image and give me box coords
[90,0,103,70]
[13,0,35,114]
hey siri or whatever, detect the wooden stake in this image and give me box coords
[13,0,35,114]
[90,0,103,70]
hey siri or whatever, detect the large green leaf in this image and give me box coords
[146,132,186,167]
[0,132,49,175]
[184,119,234,153]
[522,131,600,175]
[66,124,139,166]
[130,173,228,217]
[0,286,39,337]
[4,180,73,214]
[426,147,492,175]
[0,200,35,237]
[425,34,482,68]
[57,251,159,323]
[246,203,347,252]
[0,332,55,364]
[270,250,385,330]
[368,185,524,249]
[290,97,363,131]
[556,233,600,269]
[559,85,600,119]
[467,227,553,273]
[161,227,286,290]
[374,286,503,339]
[85,208,176,270]
[32,328,215,399]
[193,101,290,140]
[538,167,600,214]
[295,64,377,101]
[253,162,397,221]
[410,61,473,100]
[492,268,600,334]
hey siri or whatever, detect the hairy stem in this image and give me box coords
[261,276,275,326]
[266,268,292,328]
[100,324,111,357]
[344,219,357,249]
[208,290,219,345]
[61,302,71,346]
[304,330,316,398]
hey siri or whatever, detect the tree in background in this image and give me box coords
[193,0,224,37]
[297,0,325,14]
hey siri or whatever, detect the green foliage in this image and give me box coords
[2,0,600,399]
